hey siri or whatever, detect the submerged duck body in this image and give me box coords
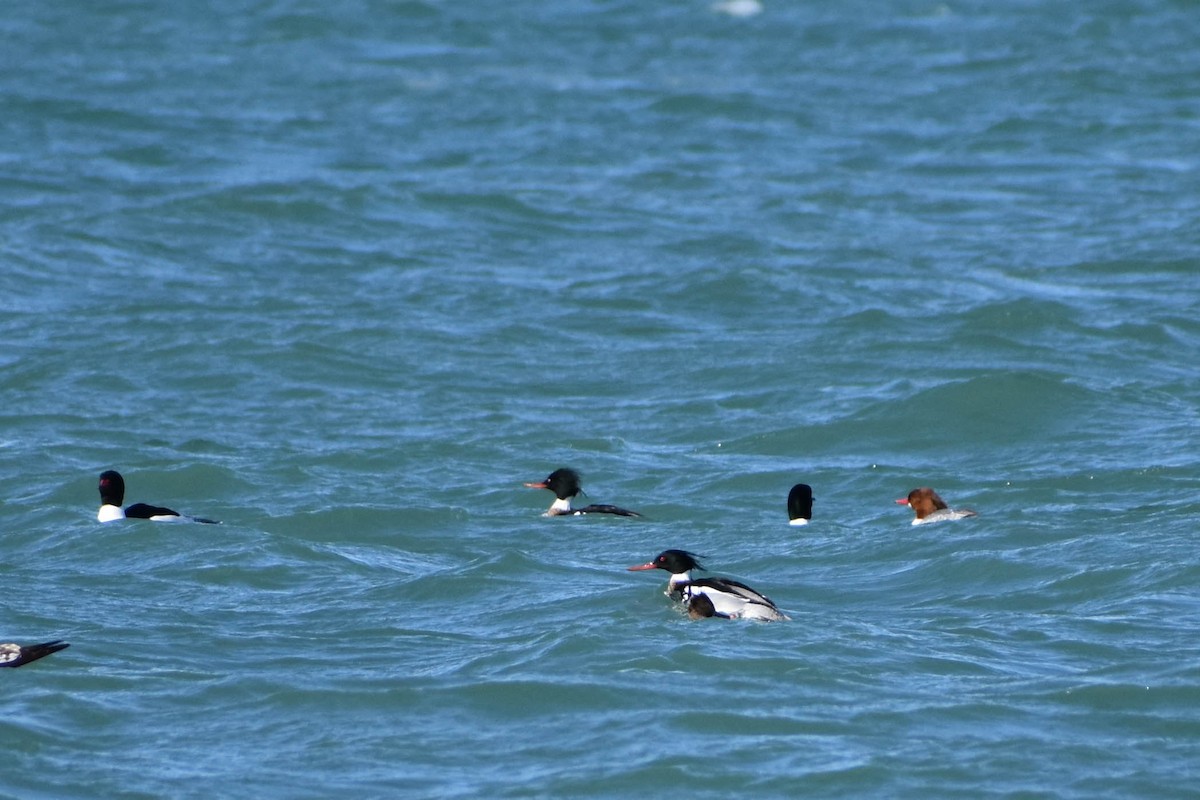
[687,593,730,620]
[98,470,219,524]
[628,549,788,621]
[524,468,641,517]
[896,487,977,525]
[0,640,69,668]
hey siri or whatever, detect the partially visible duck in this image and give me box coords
[98,470,219,524]
[687,593,731,620]
[523,468,641,517]
[788,483,814,526]
[896,487,977,525]
[0,640,69,668]
[627,549,788,621]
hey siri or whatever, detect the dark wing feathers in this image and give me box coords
[573,504,641,517]
[686,577,780,610]
[1,640,70,668]
[123,503,180,519]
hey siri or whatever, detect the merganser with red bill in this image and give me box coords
[1,640,69,668]
[628,549,788,621]
[523,468,641,517]
[788,483,814,526]
[896,487,977,525]
[98,470,220,524]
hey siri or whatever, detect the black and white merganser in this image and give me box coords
[627,549,788,621]
[524,468,641,517]
[98,470,219,524]
[0,640,69,668]
[788,483,814,526]
[896,487,977,525]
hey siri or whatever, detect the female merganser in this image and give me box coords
[896,487,977,525]
[788,483,814,526]
[1,640,69,668]
[627,549,788,621]
[524,468,641,517]
[687,593,731,620]
[98,470,219,524]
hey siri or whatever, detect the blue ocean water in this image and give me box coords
[2,1,1199,797]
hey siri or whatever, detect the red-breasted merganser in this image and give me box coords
[98,470,220,524]
[896,487,977,525]
[524,468,641,517]
[627,549,788,621]
[0,640,69,668]
[788,483,814,526]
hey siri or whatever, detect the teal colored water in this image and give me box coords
[3,1,1199,797]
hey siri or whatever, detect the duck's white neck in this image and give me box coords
[544,497,573,516]
[666,571,692,594]
[98,504,125,522]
